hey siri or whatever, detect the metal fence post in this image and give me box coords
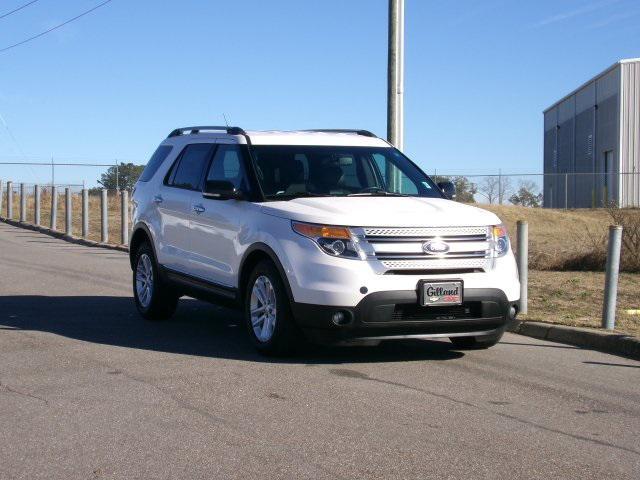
[82,188,89,238]
[564,173,568,210]
[34,185,41,226]
[7,181,13,219]
[50,186,58,230]
[20,183,26,222]
[65,187,72,236]
[517,221,528,315]
[0,179,3,217]
[602,225,623,330]
[120,190,129,245]
[101,189,108,243]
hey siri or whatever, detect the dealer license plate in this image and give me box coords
[420,281,463,306]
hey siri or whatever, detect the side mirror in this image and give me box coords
[203,180,243,200]
[437,181,456,200]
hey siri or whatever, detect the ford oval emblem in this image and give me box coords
[423,240,450,255]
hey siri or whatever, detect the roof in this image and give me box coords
[543,58,640,113]
[165,128,390,148]
[245,130,389,147]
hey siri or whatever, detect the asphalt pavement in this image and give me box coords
[1,221,639,479]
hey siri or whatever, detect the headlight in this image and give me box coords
[491,224,510,257]
[292,221,363,259]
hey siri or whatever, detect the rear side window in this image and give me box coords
[139,145,173,182]
[168,143,214,190]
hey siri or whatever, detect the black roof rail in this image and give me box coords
[167,126,246,138]
[303,129,377,138]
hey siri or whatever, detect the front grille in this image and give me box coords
[391,302,482,322]
[361,226,493,271]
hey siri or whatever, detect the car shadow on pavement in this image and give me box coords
[0,295,465,364]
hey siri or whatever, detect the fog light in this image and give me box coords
[331,311,351,326]
[509,306,517,319]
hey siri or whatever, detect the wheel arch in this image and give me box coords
[129,222,158,270]
[239,243,295,304]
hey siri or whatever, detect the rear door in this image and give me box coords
[189,142,252,286]
[156,142,214,273]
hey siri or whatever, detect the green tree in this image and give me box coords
[509,180,542,207]
[98,162,145,191]
[433,175,477,203]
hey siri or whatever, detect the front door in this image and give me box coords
[190,143,252,287]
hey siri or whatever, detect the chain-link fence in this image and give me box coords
[0,180,130,245]
[0,160,141,244]
[432,171,640,208]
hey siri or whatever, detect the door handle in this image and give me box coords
[153,195,163,204]
[193,204,205,214]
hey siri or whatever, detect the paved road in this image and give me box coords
[1,222,639,480]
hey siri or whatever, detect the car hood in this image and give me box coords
[260,196,501,227]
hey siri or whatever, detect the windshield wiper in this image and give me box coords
[347,191,409,197]
[265,192,332,200]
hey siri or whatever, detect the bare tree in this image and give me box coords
[498,176,513,205]
[477,175,514,205]
[477,176,499,204]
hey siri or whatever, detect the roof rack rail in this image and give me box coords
[303,129,377,138]
[167,126,246,138]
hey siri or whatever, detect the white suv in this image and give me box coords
[130,127,520,355]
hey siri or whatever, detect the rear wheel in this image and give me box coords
[449,331,503,350]
[133,242,179,321]
[244,260,299,356]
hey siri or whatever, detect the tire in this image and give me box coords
[244,260,299,356]
[449,331,504,350]
[132,242,179,321]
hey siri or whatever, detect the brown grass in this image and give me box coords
[485,205,639,272]
[522,270,640,337]
[5,189,126,244]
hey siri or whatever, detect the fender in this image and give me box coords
[239,242,295,303]
[129,221,159,270]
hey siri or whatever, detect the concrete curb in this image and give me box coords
[0,217,129,253]
[508,320,640,360]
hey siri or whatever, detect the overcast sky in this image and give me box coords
[0,0,638,186]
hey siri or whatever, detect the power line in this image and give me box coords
[0,0,112,54]
[0,0,40,20]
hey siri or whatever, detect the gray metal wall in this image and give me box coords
[543,65,621,208]
[620,61,640,207]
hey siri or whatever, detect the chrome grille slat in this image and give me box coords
[363,226,493,271]
[364,226,489,237]
[376,252,489,260]
[366,235,489,243]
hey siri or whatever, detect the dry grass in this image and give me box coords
[5,190,126,244]
[522,270,640,337]
[485,205,639,272]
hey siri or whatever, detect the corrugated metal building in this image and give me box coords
[543,58,640,208]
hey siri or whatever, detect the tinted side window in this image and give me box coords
[206,145,247,191]
[170,144,214,190]
[139,145,173,182]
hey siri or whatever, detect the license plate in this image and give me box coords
[420,280,463,306]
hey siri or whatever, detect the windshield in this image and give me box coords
[251,146,443,200]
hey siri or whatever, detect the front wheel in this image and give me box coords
[133,243,179,321]
[449,331,503,350]
[244,260,299,356]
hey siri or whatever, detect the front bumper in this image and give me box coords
[291,288,518,345]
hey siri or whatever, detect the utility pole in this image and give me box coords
[387,0,404,151]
